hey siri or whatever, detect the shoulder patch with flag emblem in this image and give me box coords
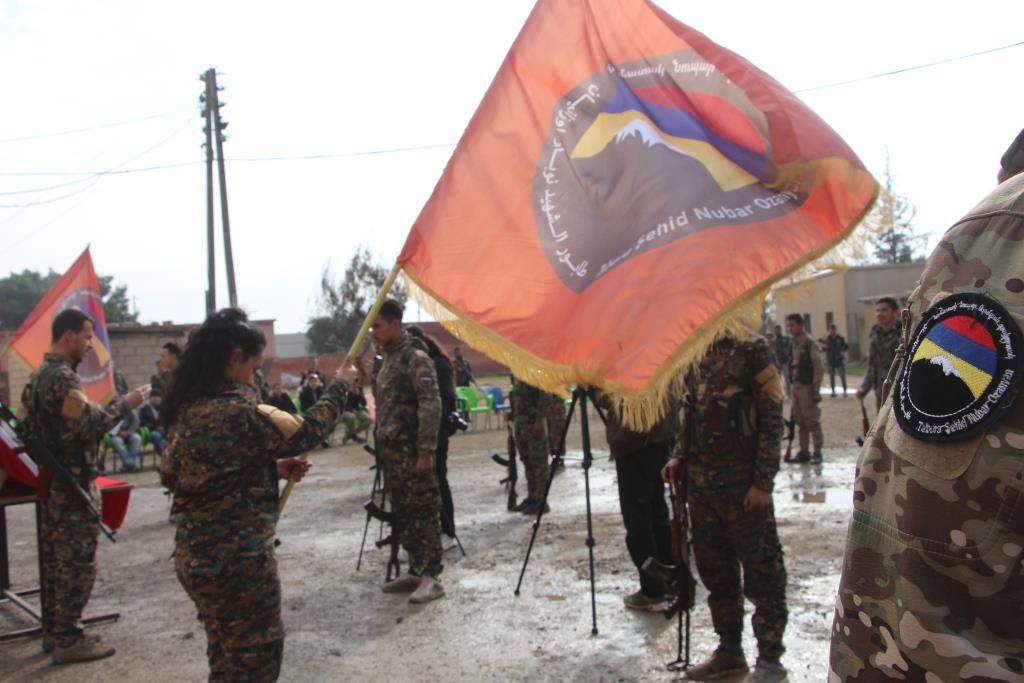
[894,292,1022,442]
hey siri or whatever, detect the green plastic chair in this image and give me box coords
[455,387,493,429]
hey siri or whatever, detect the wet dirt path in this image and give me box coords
[1,390,869,682]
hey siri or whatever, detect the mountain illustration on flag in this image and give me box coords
[909,315,998,414]
[397,0,878,428]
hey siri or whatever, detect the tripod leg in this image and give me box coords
[578,391,598,636]
[515,388,582,597]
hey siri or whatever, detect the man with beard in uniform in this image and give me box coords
[662,335,788,683]
[510,375,553,515]
[20,309,148,664]
[371,300,446,603]
[829,142,1024,681]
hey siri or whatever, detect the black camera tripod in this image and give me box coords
[514,385,607,636]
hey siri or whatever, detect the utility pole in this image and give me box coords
[200,72,216,315]
[198,68,238,311]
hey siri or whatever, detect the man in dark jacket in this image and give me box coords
[267,383,297,415]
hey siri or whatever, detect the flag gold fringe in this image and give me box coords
[402,172,877,431]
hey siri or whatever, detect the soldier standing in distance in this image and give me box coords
[510,375,552,515]
[819,324,849,397]
[371,300,446,603]
[150,341,181,395]
[452,346,474,387]
[855,297,902,412]
[829,146,1024,681]
[20,308,148,664]
[160,309,350,682]
[786,314,824,463]
[661,335,788,683]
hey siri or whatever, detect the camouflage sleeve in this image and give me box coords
[750,342,784,492]
[57,368,129,441]
[255,380,348,458]
[410,352,441,458]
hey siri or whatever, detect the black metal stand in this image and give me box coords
[514,387,603,636]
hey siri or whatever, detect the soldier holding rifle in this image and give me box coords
[661,335,788,683]
[20,308,149,664]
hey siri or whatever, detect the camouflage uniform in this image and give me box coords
[546,397,568,456]
[20,352,129,647]
[511,377,553,500]
[160,380,345,682]
[773,333,792,391]
[829,174,1024,680]
[860,321,903,411]
[375,331,443,578]
[682,337,787,661]
[789,330,824,454]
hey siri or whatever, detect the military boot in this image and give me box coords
[52,635,115,665]
[745,657,788,683]
[810,450,823,464]
[684,644,747,681]
[382,573,422,593]
[409,576,445,604]
[789,450,810,464]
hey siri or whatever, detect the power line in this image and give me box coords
[794,40,1024,94]
[0,115,196,207]
[0,107,196,144]
[1,39,1020,182]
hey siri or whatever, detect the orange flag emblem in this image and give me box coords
[398,0,877,426]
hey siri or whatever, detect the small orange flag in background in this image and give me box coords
[398,0,877,427]
[10,248,116,404]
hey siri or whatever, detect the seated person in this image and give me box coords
[341,382,370,444]
[109,409,142,471]
[300,374,331,448]
[138,391,165,455]
[299,374,323,414]
[267,382,298,414]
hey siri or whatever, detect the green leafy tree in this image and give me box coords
[0,270,138,329]
[307,246,407,354]
[0,269,60,329]
[868,155,926,264]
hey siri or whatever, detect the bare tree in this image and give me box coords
[306,246,407,354]
[867,153,925,264]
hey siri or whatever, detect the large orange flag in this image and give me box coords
[398,0,877,426]
[10,248,116,404]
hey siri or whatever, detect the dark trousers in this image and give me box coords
[614,440,673,597]
[828,362,847,395]
[689,484,788,661]
[435,427,455,537]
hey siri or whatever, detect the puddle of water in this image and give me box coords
[790,489,852,509]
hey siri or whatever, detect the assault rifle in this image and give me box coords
[363,499,401,581]
[642,387,697,672]
[490,416,518,511]
[856,399,871,447]
[0,401,117,544]
[782,405,796,463]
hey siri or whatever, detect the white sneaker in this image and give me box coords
[382,573,422,593]
[409,576,445,604]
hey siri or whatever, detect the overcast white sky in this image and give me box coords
[2,0,1022,333]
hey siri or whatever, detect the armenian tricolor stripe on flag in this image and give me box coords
[911,315,997,399]
[396,0,877,427]
[9,248,115,404]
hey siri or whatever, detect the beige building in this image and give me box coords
[1,320,276,408]
[773,262,924,360]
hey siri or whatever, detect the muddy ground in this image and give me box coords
[1,380,873,682]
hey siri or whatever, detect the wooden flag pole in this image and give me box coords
[278,264,402,516]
